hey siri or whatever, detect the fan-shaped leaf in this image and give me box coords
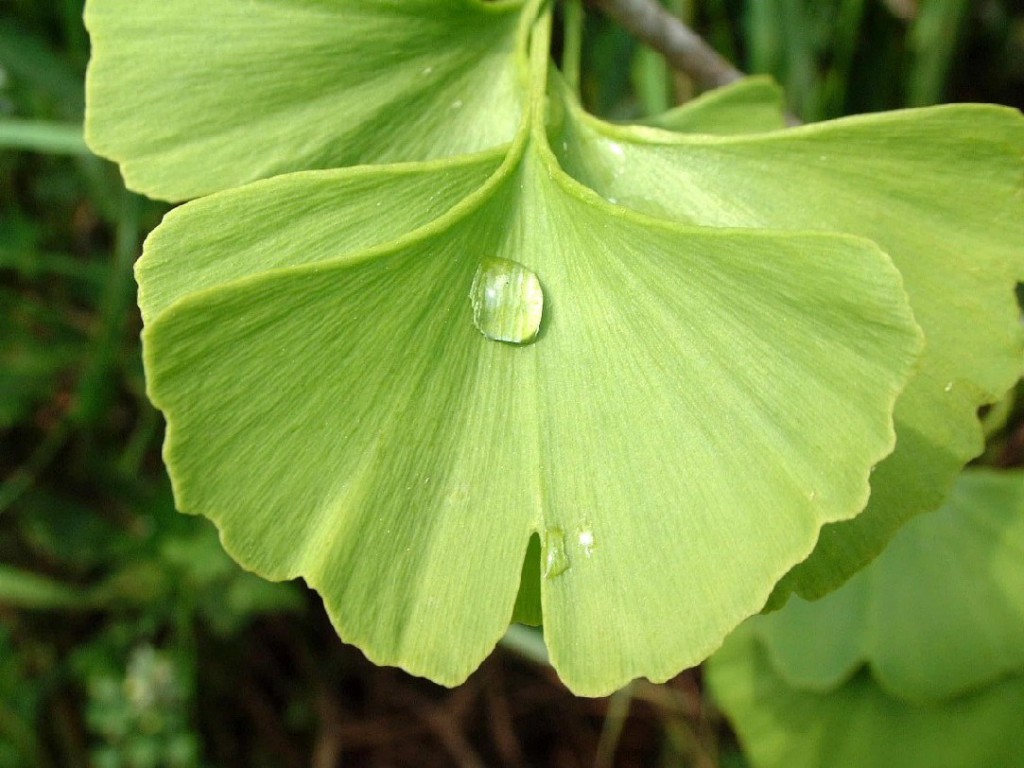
[84,0,526,201]
[708,623,1024,768]
[552,84,1024,601]
[140,115,921,693]
[138,148,505,325]
[751,469,1024,701]
[641,76,787,134]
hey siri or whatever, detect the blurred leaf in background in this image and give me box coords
[706,470,1024,768]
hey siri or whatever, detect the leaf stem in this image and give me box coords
[561,0,584,95]
[528,5,555,116]
[594,684,634,768]
[588,0,743,90]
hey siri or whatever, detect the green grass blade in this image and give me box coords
[0,119,89,155]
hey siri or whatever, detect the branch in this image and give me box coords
[588,0,744,90]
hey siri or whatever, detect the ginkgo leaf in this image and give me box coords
[707,470,1024,768]
[551,81,1024,601]
[750,469,1024,701]
[641,76,787,134]
[139,83,922,694]
[138,148,505,325]
[707,623,1024,768]
[84,0,526,201]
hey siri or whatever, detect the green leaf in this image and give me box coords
[139,110,921,694]
[707,624,1024,768]
[0,565,87,610]
[751,469,1024,701]
[707,471,1024,767]
[746,569,869,694]
[552,83,1024,601]
[84,0,526,201]
[137,148,505,325]
[641,76,787,134]
[123,4,927,695]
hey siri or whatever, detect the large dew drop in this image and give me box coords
[470,257,543,344]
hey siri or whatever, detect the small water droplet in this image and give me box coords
[421,65,434,76]
[543,528,570,579]
[808,491,817,502]
[606,196,618,205]
[578,529,595,557]
[944,381,954,393]
[450,99,463,110]
[470,257,544,344]
[607,141,625,157]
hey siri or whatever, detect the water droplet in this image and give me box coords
[606,196,618,205]
[944,381,954,393]
[807,491,817,502]
[421,65,434,76]
[543,528,570,578]
[607,141,625,157]
[578,529,595,557]
[450,99,463,110]
[469,257,544,344]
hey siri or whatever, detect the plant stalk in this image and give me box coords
[588,0,743,90]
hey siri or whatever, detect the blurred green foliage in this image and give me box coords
[576,0,1024,120]
[2,0,1023,765]
[1,3,302,765]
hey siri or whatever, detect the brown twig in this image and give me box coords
[588,0,744,90]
